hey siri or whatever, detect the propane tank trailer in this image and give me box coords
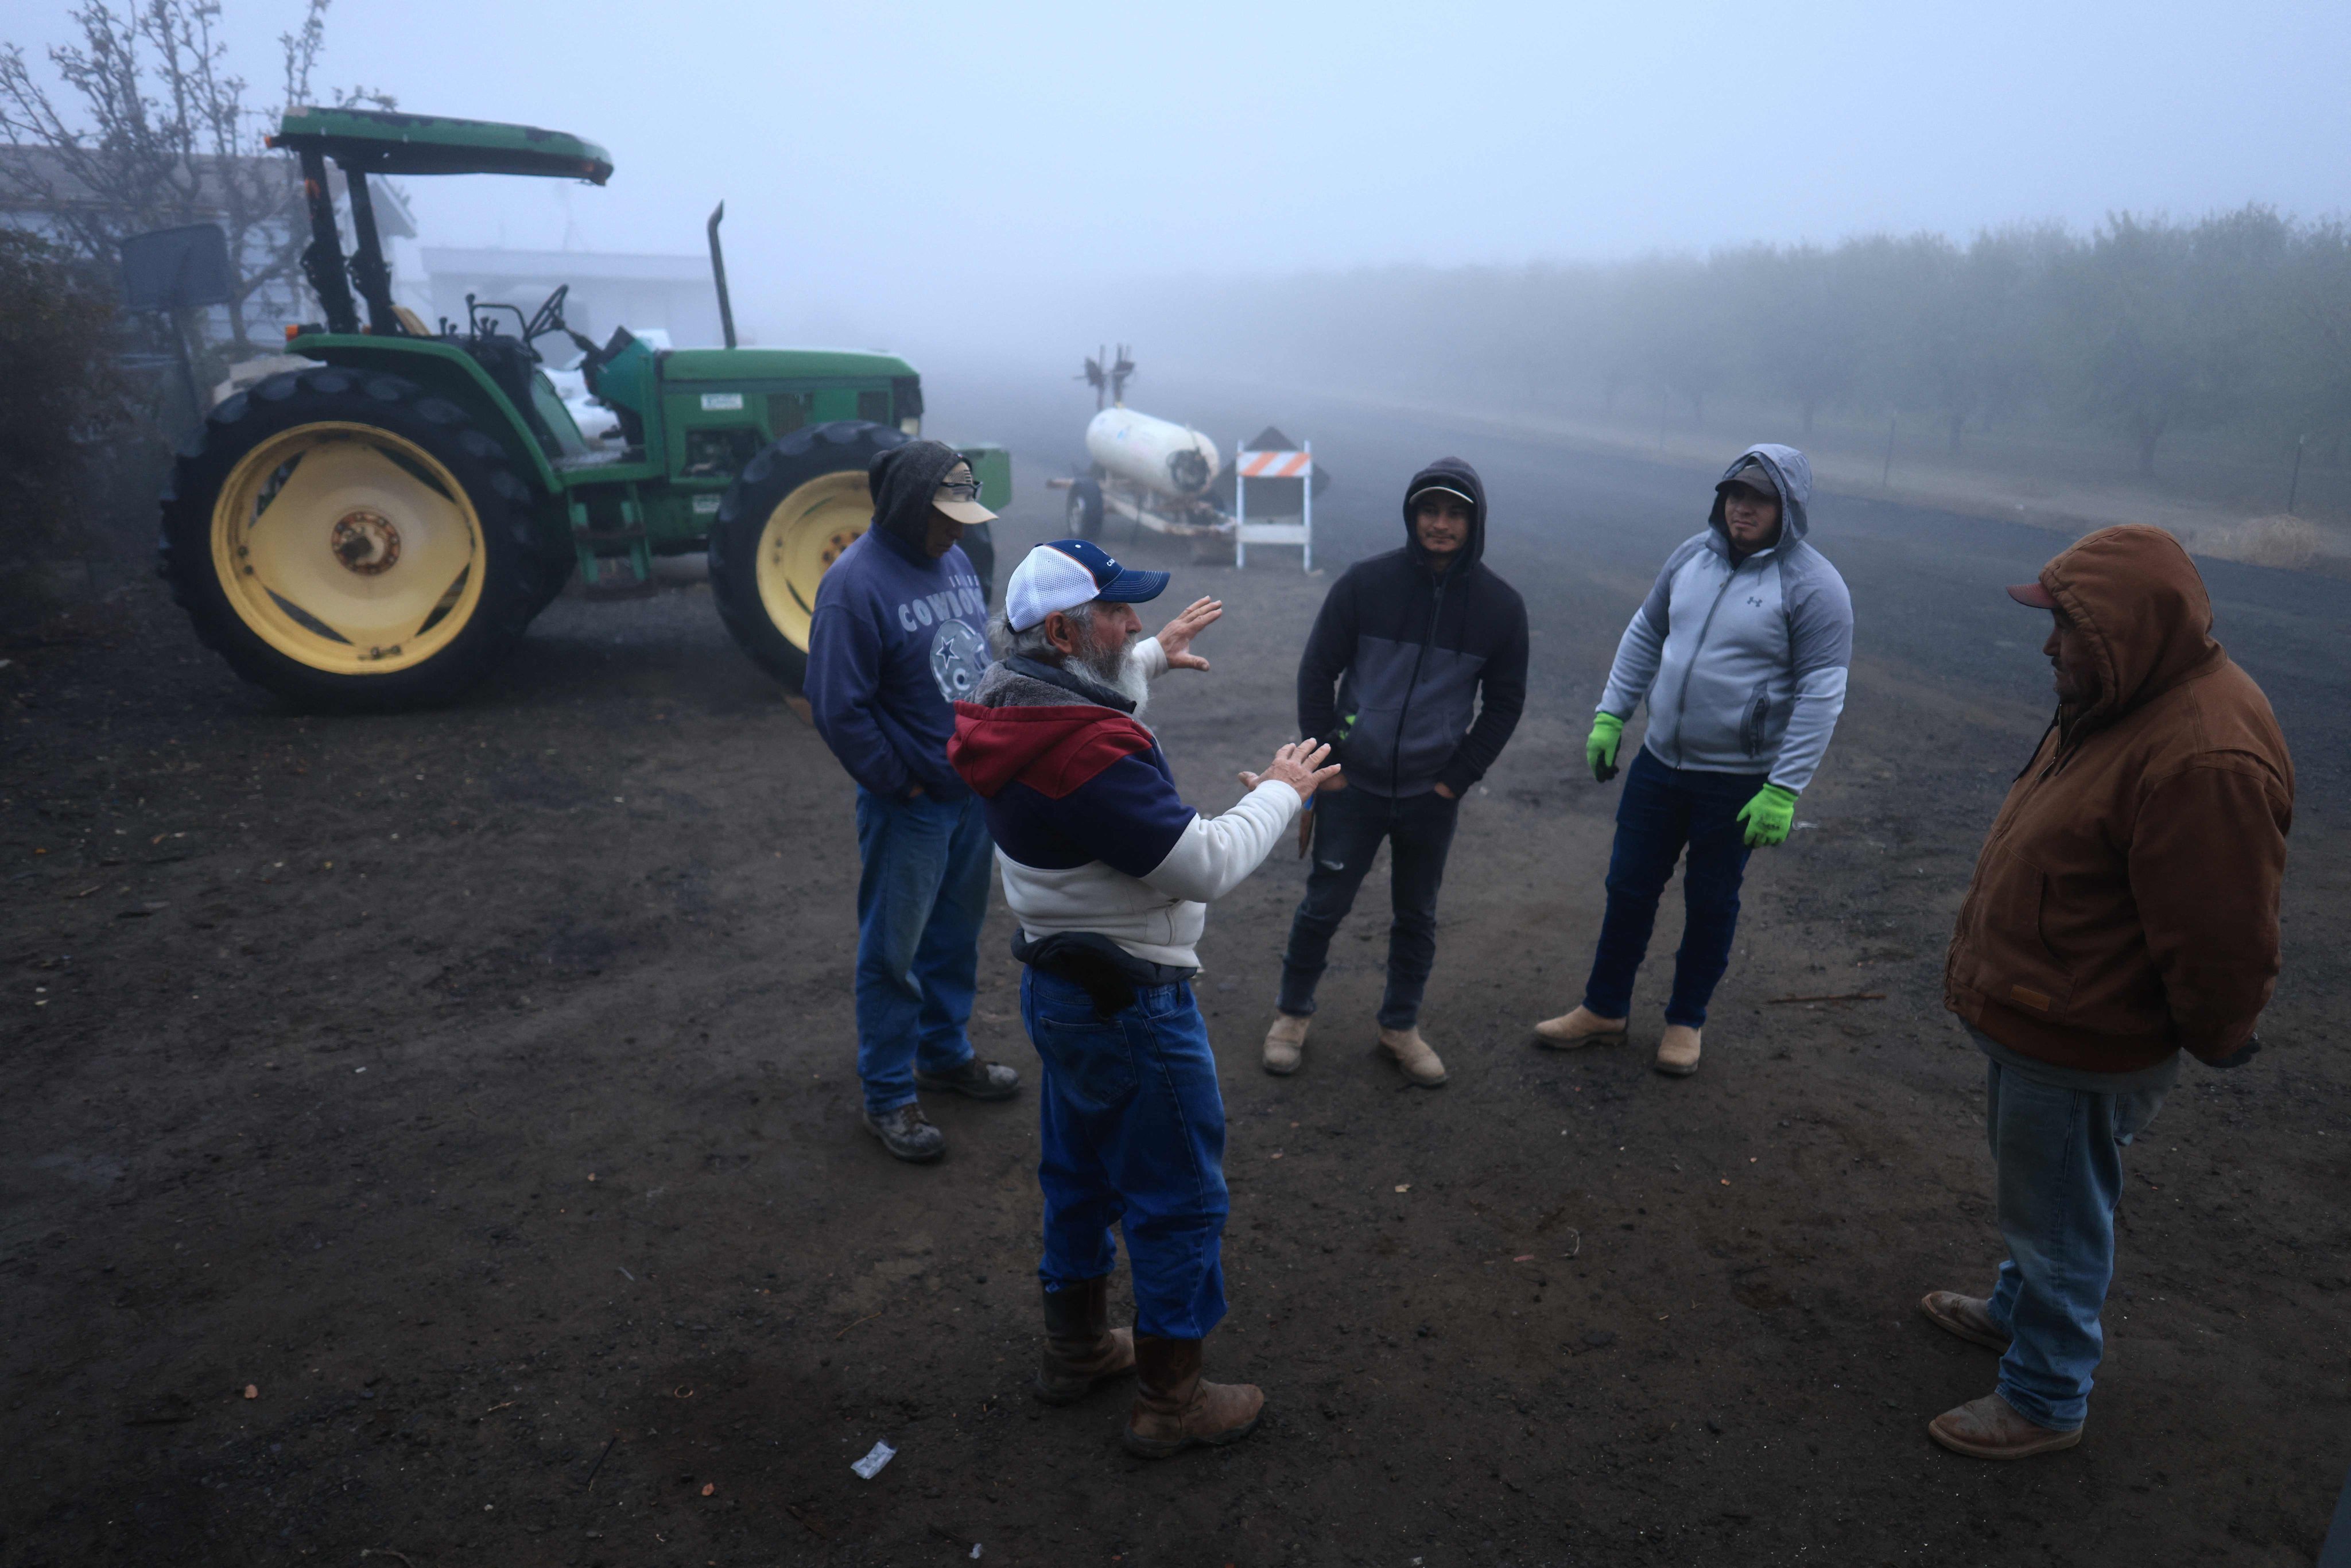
[1049,348,1318,569]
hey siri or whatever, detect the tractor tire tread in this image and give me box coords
[158,366,548,712]
[709,420,908,692]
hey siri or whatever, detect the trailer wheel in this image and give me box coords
[709,420,907,690]
[158,367,543,711]
[1067,477,1104,540]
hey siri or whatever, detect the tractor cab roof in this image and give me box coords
[270,107,612,184]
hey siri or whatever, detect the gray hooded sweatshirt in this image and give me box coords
[1597,444,1852,793]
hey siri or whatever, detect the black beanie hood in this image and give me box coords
[867,437,963,550]
[1400,456,1488,571]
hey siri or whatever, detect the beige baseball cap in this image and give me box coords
[933,460,996,525]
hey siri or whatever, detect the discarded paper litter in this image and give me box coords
[850,1439,895,1480]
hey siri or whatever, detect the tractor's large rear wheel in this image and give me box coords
[159,367,545,711]
[709,421,908,691]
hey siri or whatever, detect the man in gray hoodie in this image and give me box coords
[1534,445,1852,1076]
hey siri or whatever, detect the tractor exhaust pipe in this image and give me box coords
[707,201,738,349]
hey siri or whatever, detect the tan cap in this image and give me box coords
[933,463,996,526]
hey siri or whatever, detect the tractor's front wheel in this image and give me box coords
[158,367,546,711]
[709,421,910,691]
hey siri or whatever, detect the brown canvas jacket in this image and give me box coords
[1944,526,2294,1072]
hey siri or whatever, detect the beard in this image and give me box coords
[1076,626,1150,718]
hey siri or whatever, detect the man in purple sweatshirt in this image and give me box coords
[807,440,1022,1163]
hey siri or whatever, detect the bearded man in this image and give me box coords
[949,539,1336,1460]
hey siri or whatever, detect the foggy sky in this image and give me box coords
[14,0,2351,356]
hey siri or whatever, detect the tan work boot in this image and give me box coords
[1533,1006,1627,1049]
[1919,1291,2014,1352]
[1262,1011,1310,1076]
[1927,1392,2082,1460]
[1379,1025,1448,1086]
[1654,1024,1702,1077]
[1123,1334,1263,1458]
[1033,1277,1136,1404]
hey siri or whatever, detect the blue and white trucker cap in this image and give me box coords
[1004,539,1171,631]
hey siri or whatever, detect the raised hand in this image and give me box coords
[1240,739,1341,803]
[1156,596,1224,671]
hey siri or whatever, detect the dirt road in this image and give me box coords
[5,374,2346,1566]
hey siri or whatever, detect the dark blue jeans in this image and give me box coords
[1277,785,1461,1030]
[853,787,992,1116]
[1023,967,1229,1339]
[1581,747,1764,1028]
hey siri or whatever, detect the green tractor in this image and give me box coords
[159,107,1007,708]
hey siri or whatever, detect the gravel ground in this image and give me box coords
[3,374,2345,1567]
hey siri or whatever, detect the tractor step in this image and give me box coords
[571,496,653,592]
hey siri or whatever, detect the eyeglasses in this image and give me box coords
[936,478,981,503]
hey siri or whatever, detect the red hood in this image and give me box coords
[949,701,1156,799]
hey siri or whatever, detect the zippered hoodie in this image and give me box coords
[948,637,1302,969]
[1599,445,1852,791]
[1944,525,2293,1071]
[805,440,991,800]
[1295,457,1529,796]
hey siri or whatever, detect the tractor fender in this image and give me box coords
[283,336,562,494]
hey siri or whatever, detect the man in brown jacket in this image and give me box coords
[1924,525,2292,1460]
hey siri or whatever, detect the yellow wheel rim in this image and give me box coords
[752,469,871,650]
[209,422,486,675]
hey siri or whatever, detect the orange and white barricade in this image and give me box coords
[1232,440,1313,571]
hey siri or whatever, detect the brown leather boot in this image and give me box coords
[1919,1290,2014,1352]
[1928,1392,2082,1460]
[1122,1334,1263,1458]
[1033,1278,1135,1404]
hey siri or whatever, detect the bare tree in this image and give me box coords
[0,0,390,355]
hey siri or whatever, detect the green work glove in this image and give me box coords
[1586,712,1625,782]
[1737,784,1799,848]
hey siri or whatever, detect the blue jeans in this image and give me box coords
[1278,785,1461,1030]
[853,787,992,1116]
[1982,1062,2166,1430]
[1581,747,1763,1028]
[1023,967,1228,1339]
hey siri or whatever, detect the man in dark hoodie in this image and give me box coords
[807,440,1022,1164]
[1262,458,1529,1086]
[1925,526,2290,1460]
